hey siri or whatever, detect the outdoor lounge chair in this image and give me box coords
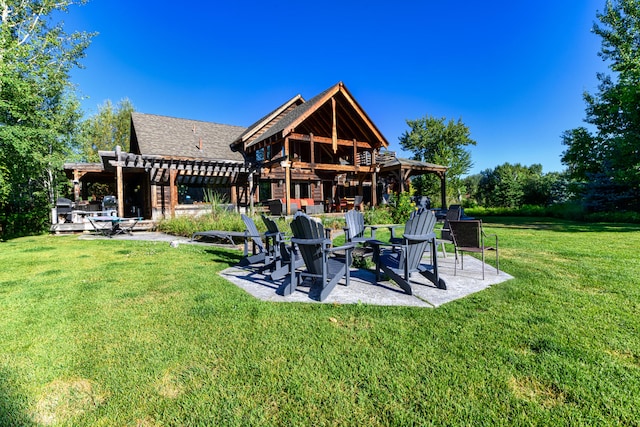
[370,208,446,294]
[448,219,499,280]
[278,212,355,301]
[261,214,303,280]
[436,205,462,257]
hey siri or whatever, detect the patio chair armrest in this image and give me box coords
[437,227,450,236]
[327,242,356,254]
[483,232,499,247]
[240,231,264,239]
[361,224,377,237]
[367,239,398,250]
[324,228,333,239]
[290,237,330,246]
[403,232,436,242]
[342,227,352,240]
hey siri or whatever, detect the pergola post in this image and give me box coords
[372,163,379,207]
[115,146,124,217]
[230,183,237,211]
[73,170,81,202]
[169,169,178,218]
[284,137,291,215]
[310,133,315,164]
[248,173,254,214]
[440,172,447,209]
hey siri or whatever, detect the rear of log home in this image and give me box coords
[230,82,388,215]
[61,82,447,223]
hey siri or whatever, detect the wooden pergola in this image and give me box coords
[65,149,249,219]
[377,154,449,208]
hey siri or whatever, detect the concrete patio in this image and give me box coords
[220,252,513,308]
[77,231,513,307]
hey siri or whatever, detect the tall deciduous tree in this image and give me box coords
[561,0,640,211]
[399,115,475,206]
[78,98,134,162]
[0,0,92,237]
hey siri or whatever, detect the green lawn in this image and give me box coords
[1,218,639,426]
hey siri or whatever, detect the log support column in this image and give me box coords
[115,146,124,217]
[169,169,178,218]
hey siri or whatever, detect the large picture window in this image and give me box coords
[178,184,230,204]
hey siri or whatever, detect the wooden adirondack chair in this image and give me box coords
[371,208,446,294]
[343,209,375,245]
[239,214,269,267]
[278,212,356,301]
[260,215,304,280]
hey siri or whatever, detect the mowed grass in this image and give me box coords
[0,217,639,426]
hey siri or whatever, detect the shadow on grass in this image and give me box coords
[204,247,243,267]
[483,217,640,233]
[0,367,33,426]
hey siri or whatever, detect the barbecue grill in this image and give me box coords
[56,197,74,223]
[102,196,117,216]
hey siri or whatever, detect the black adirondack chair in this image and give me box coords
[371,208,446,294]
[260,215,304,280]
[239,214,268,267]
[436,205,462,257]
[343,209,375,245]
[278,212,355,301]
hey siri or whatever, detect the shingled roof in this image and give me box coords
[130,113,246,161]
[248,85,336,147]
[231,94,305,152]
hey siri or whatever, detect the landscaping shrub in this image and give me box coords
[363,205,393,225]
[157,211,249,237]
[389,192,416,224]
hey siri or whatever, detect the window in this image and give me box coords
[258,181,271,201]
[178,184,229,204]
[290,181,310,199]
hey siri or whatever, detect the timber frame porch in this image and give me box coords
[65,149,249,221]
[233,82,388,214]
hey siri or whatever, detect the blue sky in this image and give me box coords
[64,0,607,175]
